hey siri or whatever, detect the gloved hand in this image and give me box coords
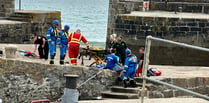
[87,46,90,49]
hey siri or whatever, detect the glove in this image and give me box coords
[122,70,126,73]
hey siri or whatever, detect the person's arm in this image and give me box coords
[81,35,90,49]
[46,28,53,44]
[123,41,127,49]
[68,33,72,42]
[57,32,63,48]
[34,44,37,53]
[139,60,143,68]
[42,38,46,48]
[123,58,129,72]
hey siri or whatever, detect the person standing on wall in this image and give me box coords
[32,36,49,60]
[57,25,70,65]
[136,47,145,77]
[68,29,89,65]
[46,20,60,64]
[113,36,127,65]
[121,49,138,88]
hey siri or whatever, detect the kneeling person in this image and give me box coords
[122,49,138,88]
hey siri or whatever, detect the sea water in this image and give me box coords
[15,0,109,47]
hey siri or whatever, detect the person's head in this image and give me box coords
[117,36,122,44]
[75,29,81,34]
[125,49,131,56]
[52,20,59,28]
[31,36,37,42]
[109,35,114,42]
[110,49,116,54]
[139,47,145,54]
[64,25,70,32]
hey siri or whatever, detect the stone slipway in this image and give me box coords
[79,98,209,103]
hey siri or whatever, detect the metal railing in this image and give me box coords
[140,36,209,103]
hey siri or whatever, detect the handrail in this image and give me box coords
[141,36,209,103]
[77,71,102,89]
[145,77,209,100]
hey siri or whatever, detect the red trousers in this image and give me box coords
[68,45,79,65]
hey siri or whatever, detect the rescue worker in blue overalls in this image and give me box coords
[122,49,138,88]
[57,25,70,65]
[46,20,60,64]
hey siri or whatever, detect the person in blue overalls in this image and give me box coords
[57,25,70,65]
[46,20,60,64]
[122,49,138,88]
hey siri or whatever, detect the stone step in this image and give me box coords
[101,91,139,99]
[111,86,141,94]
[7,17,27,21]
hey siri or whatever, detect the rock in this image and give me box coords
[4,45,17,59]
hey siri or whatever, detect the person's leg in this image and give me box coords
[122,69,131,88]
[44,43,49,60]
[49,42,55,64]
[73,46,79,65]
[69,46,76,65]
[129,68,137,87]
[38,46,44,59]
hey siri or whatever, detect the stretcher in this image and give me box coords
[78,47,108,66]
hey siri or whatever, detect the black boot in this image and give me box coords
[130,80,137,87]
[50,60,54,64]
[123,79,128,88]
[60,60,64,65]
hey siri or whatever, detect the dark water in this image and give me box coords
[15,0,109,44]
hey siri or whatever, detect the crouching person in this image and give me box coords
[121,49,138,88]
[104,49,123,73]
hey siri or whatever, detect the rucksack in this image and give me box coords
[147,68,162,76]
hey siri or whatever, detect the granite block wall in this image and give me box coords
[0,58,117,103]
[0,21,32,43]
[0,0,14,17]
[107,0,209,66]
[150,0,209,14]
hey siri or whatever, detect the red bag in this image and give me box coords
[148,68,161,76]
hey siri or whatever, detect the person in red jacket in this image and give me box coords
[68,29,89,65]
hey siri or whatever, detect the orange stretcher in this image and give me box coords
[78,47,108,66]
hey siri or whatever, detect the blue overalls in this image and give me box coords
[57,30,69,64]
[46,26,58,62]
[122,55,138,80]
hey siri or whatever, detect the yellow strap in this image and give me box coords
[70,58,77,60]
[70,41,80,44]
[78,34,82,41]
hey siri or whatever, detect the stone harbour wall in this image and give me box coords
[107,0,209,66]
[9,10,62,36]
[0,20,32,43]
[0,58,117,103]
[150,0,209,14]
[0,0,14,17]
[146,77,209,98]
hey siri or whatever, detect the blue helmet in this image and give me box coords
[64,25,70,30]
[52,20,59,25]
[125,49,131,55]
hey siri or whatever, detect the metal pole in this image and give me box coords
[148,36,209,53]
[77,71,102,89]
[141,36,152,103]
[19,0,21,10]
[145,77,209,101]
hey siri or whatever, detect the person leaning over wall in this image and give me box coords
[32,35,49,60]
